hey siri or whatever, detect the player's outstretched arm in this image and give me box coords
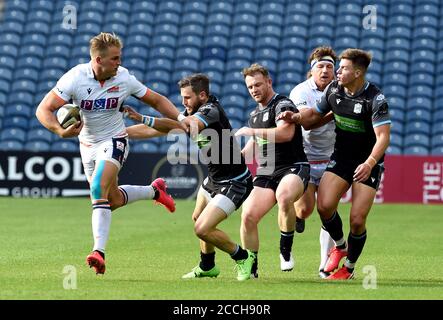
[277,108,324,130]
[35,91,82,138]
[124,105,184,139]
[139,89,180,120]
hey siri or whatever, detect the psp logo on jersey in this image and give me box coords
[353,103,362,114]
[116,141,125,152]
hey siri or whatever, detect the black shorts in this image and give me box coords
[253,163,310,192]
[325,155,384,190]
[202,173,253,210]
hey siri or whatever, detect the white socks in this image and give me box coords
[118,185,155,205]
[319,227,334,271]
[92,201,112,253]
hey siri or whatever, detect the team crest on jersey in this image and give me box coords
[336,98,341,104]
[330,87,338,93]
[107,86,120,93]
[263,112,269,122]
[353,103,362,114]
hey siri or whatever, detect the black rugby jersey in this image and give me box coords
[185,95,249,181]
[316,80,391,162]
[248,94,307,174]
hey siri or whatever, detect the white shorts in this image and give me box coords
[80,137,129,179]
[309,162,328,186]
[198,182,236,217]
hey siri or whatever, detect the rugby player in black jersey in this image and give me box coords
[125,73,255,281]
[278,49,391,280]
[236,64,310,278]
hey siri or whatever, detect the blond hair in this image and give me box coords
[89,32,122,58]
[242,63,270,79]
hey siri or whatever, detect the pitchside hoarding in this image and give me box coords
[0,151,442,204]
[0,151,205,199]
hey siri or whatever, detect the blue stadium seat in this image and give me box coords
[224,106,244,121]
[81,1,105,13]
[130,11,154,26]
[390,120,404,135]
[414,15,438,29]
[405,121,431,135]
[204,35,229,49]
[2,116,28,130]
[411,50,436,63]
[387,25,412,40]
[25,22,50,35]
[149,82,169,96]
[0,68,13,82]
[78,11,104,24]
[27,10,52,23]
[13,68,39,82]
[41,69,65,82]
[386,145,402,155]
[278,60,304,76]
[0,140,24,151]
[312,2,336,15]
[107,0,131,14]
[132,1,156,13]
[384,85,407,99]
[46,45,71,60]
[126,35,150,49]
[207,24,230,38]
[233,13,257,27]
[48,34,73,47]
[152,35,177,49]
[308,24,334,41]
[410,61,434,75]
[389,107,405,122]
[178,35,203,49]
[236,2,259,14]
[145,70,171,84]
[175,46,201,61]
[11,80,37,94]
[27,128,53,143]
[413,27,438,40]
[43,57,68,70]
[202,47,226,60]
[404,133,430,148]
[366,73,381,86]
[180,24,205,37]
[254,48,279,63]
[287,3,310,16]
[2,21,24,34]
[174,59,199,72]
[20,45,45,59]
[406,109,432,123]
[307,37,332,51]
[229,36,254,50]
[383,73,408,87]
[125,46,149,60]
[1,128,26,142]
[407,86,433,100]
[222,83,246,97]
[200,58,225,73]
[155,12,180,26]
[334,37,359,52]
[258,25,282,38]
[127,23,153,38]
[431,134,443,148]
[388,15,413,29]
[386,38,410,51]
[50,140,78,152]
[432,121,443,135]
[102,23,128,36]
[431,146,443,155]
[3,10,26,23]
[24,141,51,152]
[389,3,413,16]
[37,80,57,94]
[388,49,409,63]
[220,95,247,109]
[232,25,256,38]
[0,33,21,47]
[0,80,10,94]
[184,1,207,14]
[260,13,284,27]
[224,71,245,85]
[147,58,173,72]
[260,2,285,15]
[412,38,437,52]
[403,146,429,155]
[0,45,18,59]
[228,48,253,61]
[155,23,179,37]
[104,11,130,26]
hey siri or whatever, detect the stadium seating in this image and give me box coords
[0,0,442,155]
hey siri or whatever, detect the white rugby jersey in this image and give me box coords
[52,62,148,144]
[289,77,335,161]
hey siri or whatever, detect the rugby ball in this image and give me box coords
[57,104,81,129]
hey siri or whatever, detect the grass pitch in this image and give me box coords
[0,198,442,300]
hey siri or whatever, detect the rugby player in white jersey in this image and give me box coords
[289,46,336,278]
[36,33,184,275]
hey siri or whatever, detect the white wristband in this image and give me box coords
[142,115,155,128]
[177,114,186,122]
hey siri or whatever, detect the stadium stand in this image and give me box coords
[0,0,442,155]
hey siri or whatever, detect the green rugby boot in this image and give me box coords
[235,250,256,281]
[182,265,220,279]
